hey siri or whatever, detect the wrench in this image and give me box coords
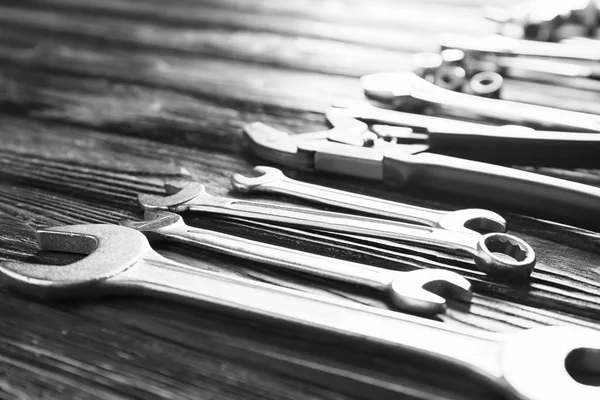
[0,224,597,400]
[138,182,536,280]
[121,211,472,315]
[231,166,507,235]
[361,71,600,132]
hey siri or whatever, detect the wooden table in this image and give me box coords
[1,1,600,399]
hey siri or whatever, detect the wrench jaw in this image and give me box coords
[474,233,536,280]
[138,182,207,212]
[0,225,148,300]
[231,166,286,193]
[120,211,187,241]
[436,209,508,235]
[360,72,427,112]
[387,269,472,315]
[501,326,600,400]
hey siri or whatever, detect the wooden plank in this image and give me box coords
[2,7,600,112]
[0,0,599,399]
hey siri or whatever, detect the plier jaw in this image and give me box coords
[243,118,395,181]
[243,122,317,171]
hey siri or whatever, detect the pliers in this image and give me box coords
[243,102,600,230]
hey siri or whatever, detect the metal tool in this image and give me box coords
[121,211,472,314]
[414,49,600,95]
[329,101,600,167]
[138,182,535,280]
[484,1,598,42]
[242,114,600,231]
[231,166,507,235]
[1,224,598,400]
[361,71,600,131]
[440,33,600,63]
[478,56,600,92]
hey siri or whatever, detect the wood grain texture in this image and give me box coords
[0,0,599,399]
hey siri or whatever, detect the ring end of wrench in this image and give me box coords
[475,233,536,280]
[502,326,600,400]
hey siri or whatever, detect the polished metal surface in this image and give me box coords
[138,181,535,280]
[0,224,597,400]
[121,211,472,315]
[360,71,600,131]
[440,33,600,62]
[241,112,600,231]
[231,166,507,235]
[414,48,600,94]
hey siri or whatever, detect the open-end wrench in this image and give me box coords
[138,182,536,280]
[242,116,600,230]
[1,224,598,400]
[231,166,507,235]
[361,71,600,132]
[121,211,472,315]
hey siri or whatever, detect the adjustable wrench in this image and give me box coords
[121,211,472,315]
[138,182,536,280]
[231,166,507,235]
[1,224,598,400]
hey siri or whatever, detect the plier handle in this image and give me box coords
[243,106,600,230]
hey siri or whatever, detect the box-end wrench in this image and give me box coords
[0,224,598,400]
[121,211,472,315]
[138,182,536,280]
[231,166,507,235]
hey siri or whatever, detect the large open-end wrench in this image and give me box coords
[121,211,472,315]
[231,166,507,235]
[0,224,597,400]
[361,71,600,132]
[138,182,536,280]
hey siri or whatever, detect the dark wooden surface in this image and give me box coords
[1,1,600,399]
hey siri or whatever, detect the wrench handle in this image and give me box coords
[115,254,501,380]
[427,129,600,167]
[383,152,600,229]
[161,224,390,289]
[188,196,477,254]
[411,73,600,132]
[234,171,445,227]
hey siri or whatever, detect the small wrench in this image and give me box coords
[121,211,472,315]
[138,182,536,280]
[0,224,598,400]
[231,166,507,235]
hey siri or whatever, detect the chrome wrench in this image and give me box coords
[231,166,507,235]
[361,71,600,132]
[138,182,536,280]
[0,224,597,400]
[121,211,472,315]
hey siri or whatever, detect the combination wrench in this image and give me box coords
[138,181,536,280]
[121,211,472,315]
[0,224,597,400]
[231,166,507,235]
